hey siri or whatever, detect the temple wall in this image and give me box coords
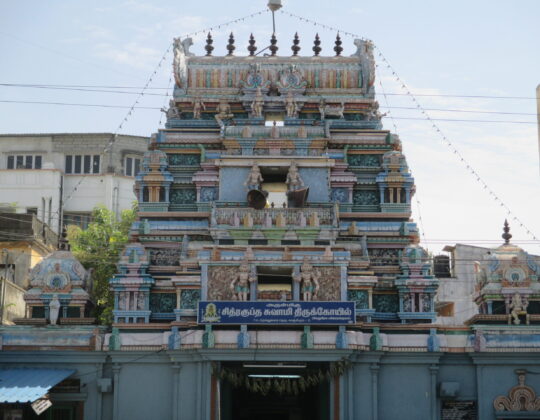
[299,167,330,202]
[219,167,250,202]
[2,350,539,420]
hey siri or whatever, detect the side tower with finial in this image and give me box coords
[469,221,540,326]
[15,227,95,326]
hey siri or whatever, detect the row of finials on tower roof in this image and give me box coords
[202,32,345,57]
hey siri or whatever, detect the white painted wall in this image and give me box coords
[63,174,136,214]
[436,244,487,325]
[0,169,62,222]
[0,133,148,231]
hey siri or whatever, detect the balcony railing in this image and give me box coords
[0,213,58,247]
[211,206,338,228]
[223,125,326,139]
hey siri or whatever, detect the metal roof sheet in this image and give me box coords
[0,368,75,403]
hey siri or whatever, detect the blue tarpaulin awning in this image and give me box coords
[0,368,75,403]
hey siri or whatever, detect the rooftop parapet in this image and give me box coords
[172,33,376,99]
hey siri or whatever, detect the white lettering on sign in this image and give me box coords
[31,398,52,415]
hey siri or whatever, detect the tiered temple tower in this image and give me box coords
[110,32,437,328]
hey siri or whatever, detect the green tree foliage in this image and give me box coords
[67,205,136,324]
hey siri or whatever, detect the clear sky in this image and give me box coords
[0,0,539,254]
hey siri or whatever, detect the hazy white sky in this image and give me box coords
[0,0,538,254]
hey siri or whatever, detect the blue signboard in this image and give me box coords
[197,301,356,325]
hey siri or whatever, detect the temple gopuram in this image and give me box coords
[114,32,437,328]
[2,9,540,420]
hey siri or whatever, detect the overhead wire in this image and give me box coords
[279,9,539,247]
[53,8,271,215]
[0,83,537,101]
[0,100,536,125]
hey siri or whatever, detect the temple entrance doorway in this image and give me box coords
[218,362,330,420]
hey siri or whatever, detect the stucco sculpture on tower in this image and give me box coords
[285,92,298,117]
[215,99,234,127]
[286,161,303,191]
[294,259,320,301]
[192,97,206,119]
[244,162,264,191]
[230,259,255,301]
[173,37,194,89]
[251,87,264,118]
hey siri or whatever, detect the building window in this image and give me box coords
[65,155,100,174]
[125,156,141,176]
[63,212,92,229]
[6,154,43,169]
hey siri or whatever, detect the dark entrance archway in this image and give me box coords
[218,362,331,420]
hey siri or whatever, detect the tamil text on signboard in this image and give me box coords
[198,301,355,325]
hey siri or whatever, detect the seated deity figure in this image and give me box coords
[192,97,206,119]
[286,161,304,191]
[285,92,297,118]
[244,163,264,191]
[214,99,234,126]
[509,292,528,325]
[251,88,264,118]
[161,99,181,119]
[294,258,320,301]
[230,260,255,301]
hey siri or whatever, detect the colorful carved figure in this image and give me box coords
[509,292,527,325]
[173,37,193,88]
[286,161,304,191]
[230,260,255,301]
[318,99,344,120]
[215,99,234,126]
[351,38,376,92]
[192,97,206,119]
[49,294,61,325]
[295,259,320,301]
[366,101,385,121]
[162,99,181,119]
[285,92,298,117]
[251,88,264,118]
[244,163,264,191]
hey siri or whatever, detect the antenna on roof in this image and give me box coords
[267,0,282,33]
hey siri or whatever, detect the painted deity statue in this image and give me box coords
[285,92,297,117]
[230,261,255,301]
[172,37,193,88]
[49,294,61,325]
[294,259,320,301]
[161,99,181,119]
[214,99,234,126]
[192,97,206,119]
[286,161,304,191]
[244,163,264,191]
[251,88,264,118]
[510,292,527,325]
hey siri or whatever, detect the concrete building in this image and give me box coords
[0,213,58,324]
[435,244,488,326]
[0,133,149,232]
[2,31,540,420]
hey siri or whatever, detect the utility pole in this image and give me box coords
[537,84,540,176]
[0,249,8,325]
[267,0,282,33]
